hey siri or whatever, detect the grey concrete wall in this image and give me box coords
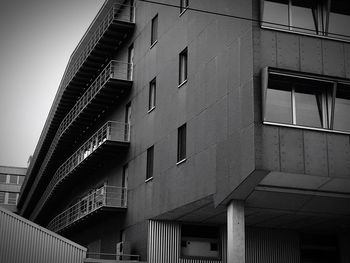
[252,1,350,181]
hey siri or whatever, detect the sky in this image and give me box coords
[0,0,104,168]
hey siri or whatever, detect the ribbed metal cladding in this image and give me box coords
[148,220,224,263]
[246,228,300,263]
[0,207,87,263]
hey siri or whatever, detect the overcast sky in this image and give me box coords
[0,0,104,168]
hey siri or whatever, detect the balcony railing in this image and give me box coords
[47,185,127,233]
[31,121,130,220]
[26,61,132,220]
[63,3,135,89]
[58,60,132,138]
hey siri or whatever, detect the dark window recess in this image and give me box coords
[263,68,350,133]
[181,224,220,259]
[149,78,156,110]
[151,14,158,46]
[179,48,188,85]
[146,146,154,180]
[300,233,339,263]
[180,0,189,13]
[0,174,6,183]
[177,124,186,162]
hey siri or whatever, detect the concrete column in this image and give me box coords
[227,200,245,263]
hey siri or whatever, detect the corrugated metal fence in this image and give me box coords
[0,207,87,263]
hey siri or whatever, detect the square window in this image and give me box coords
[149,78,156,111]
[7,192,18,205]
[146,146,154,180]
[262,68,350,133]
[177,124,186,162]
[0,192,5,204]
[180,0,189,14]
[9,175,18,184]
[0,174,7,184]
[179,48,188,86]
[151,14,158,46]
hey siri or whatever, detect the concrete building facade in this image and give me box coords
[18,0,350,262]
[0,165,26,213]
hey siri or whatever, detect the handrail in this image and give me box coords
[63,3,135,89]
[27,60,132,220]
[85,252,141,262]
[31,121,130,220]
[47,185,127,232]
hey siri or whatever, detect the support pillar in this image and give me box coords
[227,200,245,263]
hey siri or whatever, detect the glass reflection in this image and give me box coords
[333,84,350,132]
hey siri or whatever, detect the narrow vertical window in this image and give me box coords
[151,14,158,46]
[180,0,189,14]
[0,192,5,204]
[146,146,154,180]
[177,124,187,163]
[149,78,156,111]
[179,48,188,86]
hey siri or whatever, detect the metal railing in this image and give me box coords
[58,60,132,139]
[85,253,141,262]
[28,61,132,220]
[63,3,135,89]
[31,121,130,220]
[47,185,127,233]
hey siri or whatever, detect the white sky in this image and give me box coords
[0,0,104,167]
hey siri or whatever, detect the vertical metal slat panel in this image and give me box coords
[0,208,87,263]
[246,228,300,263]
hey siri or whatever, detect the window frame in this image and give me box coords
[146,146,154,181]
[179,48,188,87]
[262,67,350,134]
[148,77,156,112]
[151,14,158,47]
[177,124,187,163]
[260,0,350,43]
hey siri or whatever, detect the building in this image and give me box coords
[18,0,350,262]
[0,165,26,213]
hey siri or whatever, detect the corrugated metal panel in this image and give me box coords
[246,228,300,263]
[148,220,224,263]
[0,207,87,263]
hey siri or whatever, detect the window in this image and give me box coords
[18,176,25,185]
[263,67,350,133]
[177,124,187,162]
[262,0,350,41]
[0,174,6,183]
[146,146,154,181]
[179,48,188,86]
[0,192,5,204]
[151,14,158,46]
[180,0,189,14]
[149,78,156,111]
[9,175,18,184]
[181,224,220,259]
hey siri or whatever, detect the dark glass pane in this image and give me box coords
[146,146,154,179]
[295,85,323,128]
[0,192,5,203]
[291,0,317,34]
[265,77,293,124]
[263,0,289,29]
[151,15,158,45]
[177,124,186,161]
[329,0,350,40]
[0,174,6,183]
[333,84,350,132]
[9,175,18,184]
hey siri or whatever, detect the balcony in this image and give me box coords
[63,2,135,90]
[25,61,132,219]
[31,121,130,220]
[47,185,127,233]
